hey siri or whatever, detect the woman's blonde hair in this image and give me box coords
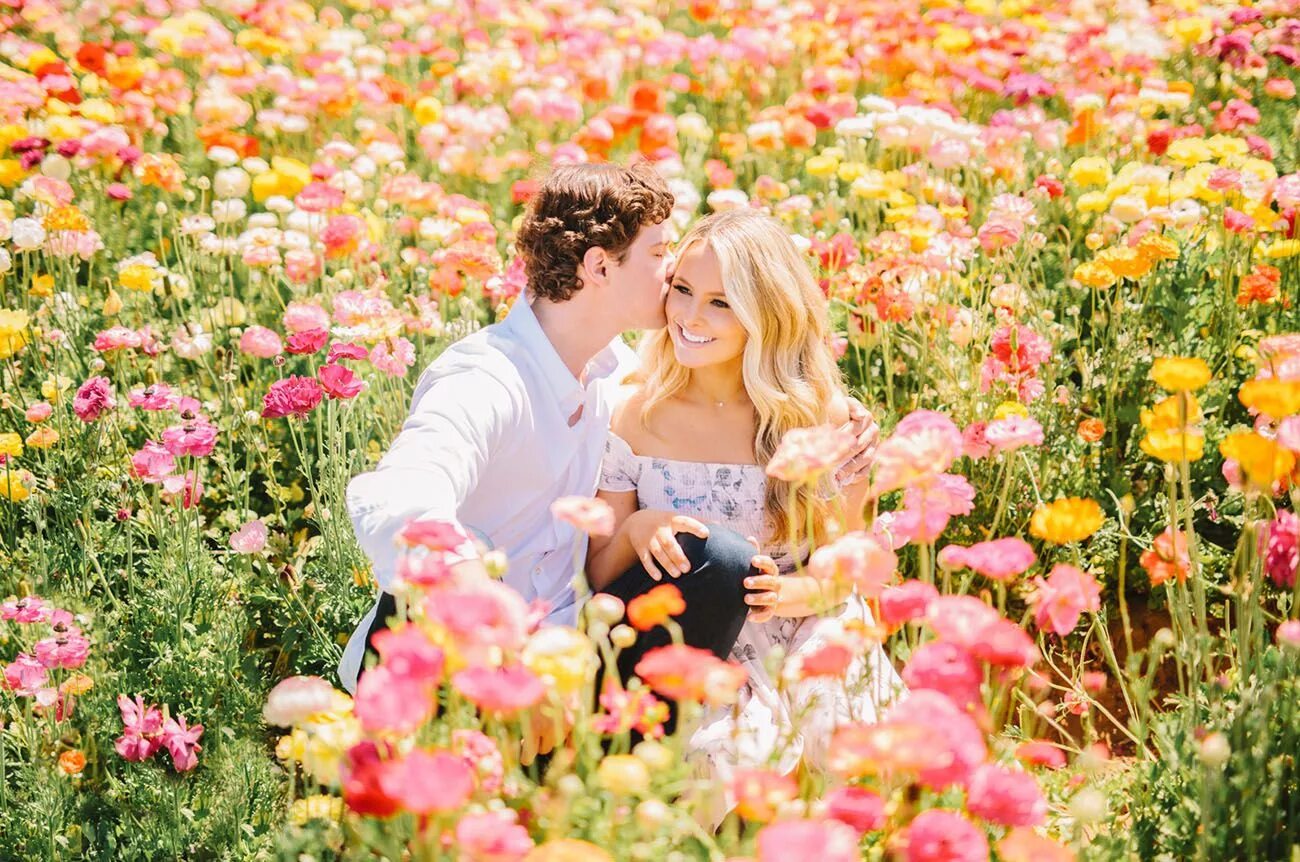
[636,209,842,548]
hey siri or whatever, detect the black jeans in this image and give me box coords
[362,525,758,734]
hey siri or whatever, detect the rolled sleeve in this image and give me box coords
[346,363,519,590]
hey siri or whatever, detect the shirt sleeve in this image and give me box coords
[598,432,641,493]
[345,362,519,591]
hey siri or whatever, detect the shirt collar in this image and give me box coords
[503,295,622,414]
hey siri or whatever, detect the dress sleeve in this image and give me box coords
[599,432,642,493]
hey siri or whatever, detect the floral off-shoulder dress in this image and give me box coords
[599,431,905,819]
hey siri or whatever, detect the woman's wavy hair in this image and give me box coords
[515,162,674,302]
[636,209,842,548]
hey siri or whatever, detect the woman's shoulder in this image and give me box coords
[610,388,662,452]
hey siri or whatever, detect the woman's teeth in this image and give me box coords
[678,324,715,345]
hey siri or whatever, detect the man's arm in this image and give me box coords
[346,364,519,590]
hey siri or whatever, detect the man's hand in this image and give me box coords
[520,698,572,767]
[835,398,880,487]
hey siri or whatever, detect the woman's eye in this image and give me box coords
[673,284,690,294]
[711,299,730,309]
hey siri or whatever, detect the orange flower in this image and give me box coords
[58,750,86,776]
[627,80,665,115]
[626,583,686,632]
[1077,418,1105,442]
[1139,528,1190,586]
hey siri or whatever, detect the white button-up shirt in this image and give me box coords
[338,296,637,692]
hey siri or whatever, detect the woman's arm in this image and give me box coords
[586,489,640,590]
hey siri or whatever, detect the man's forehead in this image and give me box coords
[638,221,668,245]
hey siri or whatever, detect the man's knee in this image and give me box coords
[677,527,755,591]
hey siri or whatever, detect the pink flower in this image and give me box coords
[809,531,898,597]
[832,691,985,789]
[327,341,369,363]
[1277,620,1300,649]
[261,376,324,419]
[286,328,330,355]
[284,249,323,284]
[890,474,976,544]
[551,495,616,537]
[879,580,939,629]
[984,416,1044,453]
[283,301,331,334]
[318,363,365,399]
[3,653,49,695]
[25,402,52,423]
[295,181,345,213]
[966,763,1047,827]
[93,325,142,352]
[1016,740,1067,769]
[454,811,534,861]
[321,214,364,258]
[756,819,860,862]
[824,786,886,835]
[902,641,983,710]
[423,580,531,663]
[238,325,283,358]
[160,470,203,508]
[378,748,474,814]
[967,618,1038,669]
[161,418,218,457]
[926,595,1002,648]
[127,384,174,410]
[161,715,203,772]
[452,664,544,715]
[939,537,1036,582]
[115,694,164,762]
[230,519,268,554]
[1258,511,1298,589]
[263,675,339,726]
[977,216,1023,254]
[399,518,472,551]
[73,376,116,422]
[354,666,435,733]
[961,421,992,460]
[1029,564,1102,636]
[33,628,90,669]
[901,809,990,862]
[369,337,415,376]
[1,595,49,623]
[766,424,857,483]
[452,729,505,795]
[871,411,963,494]
[130,440,176,483]
[371,625,445,685]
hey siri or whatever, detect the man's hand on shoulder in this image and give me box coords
[835,395,880,487]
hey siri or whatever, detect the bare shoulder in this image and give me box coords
[611,388,652,445]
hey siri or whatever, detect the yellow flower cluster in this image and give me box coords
[1030,497,1105,545]
[0,309,29,360]
[1140,393,1204,463]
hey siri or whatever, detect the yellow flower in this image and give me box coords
[1030,497,1104,544]
[0,309,29,360]
[41,375,72,403]
[0,159,26,187]
[118,264,157,293]
[42,206,90,233]
[1141,429,1205,463]
[276,729,308,763]
[289,795,343,825]
[1166,137,1212,167]
[1068,157,1112,187]
[1169,16,1213,45]
[1136,233,1179,263]
[412,96,442,125]
[993,401,1029,420]
[0,433,22,457]
[1263,239,1300,259]
[25,427,58,449]
[1096,246,1152,280]
[805,154,839,179]
[0,471,31,503]
[597,754,651,796]
[837,161,868,183]
[60,673,94,696]
[1150,357,1211,392]
[522,627,596,697]
[1219,431,1296,488]
[1073,260,1116,288]
[1076,191,1110,213]
[1239,379,1300,418]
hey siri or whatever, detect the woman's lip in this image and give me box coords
[674,322,715,345]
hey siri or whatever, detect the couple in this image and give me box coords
[340,161,901,801]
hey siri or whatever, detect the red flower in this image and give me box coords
[342,741,402,818]
[318,364,364,399]
[286,328,330,355]
[261,376,323,418]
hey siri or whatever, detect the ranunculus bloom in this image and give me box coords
[130,440,176,483]
[1029,564,1103,636]
[766,424,856,483]
[263,675,341,727]
[318,363,365,399]
[283,301,331,333]
[354,666,435,732]
[454,810,534,861]
[1016,739,1068,769]
[341,741,402,818]
[1258,511,1298,589]
[901,809,990,862]
[230,519,268,554]
[626,583,686,631]
[73,376,116,422]
[732,768,799,822]
[378,748,473,815]
[1277,620,1300,649]
[33,628,90,669]
[161,418,218,457]
[879,580,939,629]
[371,625,445,685]
[824,785,886,834]
[1139,527,1190,586]
[938,537,1036,582]
[634,643,747,705]
[808,531,898,597]
[238,325,283,358]
[984,416,1044,452]
[871,411,964,494]
[4,653,49,695]
[966,763,1047,826]
[452,664,545,714]
[261,376,324,419]
[902,641,983,709]
[161,715,203,772]
[115,694,164,762]
[756,818,860,862]
[832,690,985,789]
[1,596,49,623]
[287,328,330,355]
[551,495,616,537]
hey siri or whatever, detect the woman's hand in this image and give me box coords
[744,559,848,622]
[625,510,710,580]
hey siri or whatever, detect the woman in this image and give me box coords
[585,209,903,819]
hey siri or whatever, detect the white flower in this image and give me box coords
[706,188,749,212]
[212,199,247,225]
[11,218,45,251]
[212,167,250,199]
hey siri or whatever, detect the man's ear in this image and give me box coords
[581,246,609,286]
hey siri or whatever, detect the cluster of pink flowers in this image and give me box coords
[1,595,90,719]
[115,694,204,772]
[980,325,1053,402]
[125,390,217,508]
[870,411,976,547]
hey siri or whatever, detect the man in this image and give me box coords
[340,162,878,757]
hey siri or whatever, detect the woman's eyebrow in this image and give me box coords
[672,275,695,289]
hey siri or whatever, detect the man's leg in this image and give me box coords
[597,525,757,734]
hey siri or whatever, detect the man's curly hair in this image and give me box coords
[515,162,675,302]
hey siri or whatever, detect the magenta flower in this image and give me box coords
[127,383,174,411]
[966,763,1047,827]
[755,819,859,862]
[377,749,473,815]
[161,715,204,772]
[161,418,218,457]
[33,627,90,669]
[879,580,939,629]
[326,341,369,363]
[901,809,989,862]
[318,363,364,399]
[451,664,544,715]
[115,694,164,762]
[3,653,49,695]
[286,328,330,355]
[902,641,984,710]
[454,811,535,861]
[371,625,445,685]
[939,537,1036,583]
[823,786,886,835]
[1029,564,1103,636]
[1,595,50,623]
[261,376,323,419]
[73,376,116,422]
[354,666,435,734]
[130,440,176,483]
[1258,511,1298,590]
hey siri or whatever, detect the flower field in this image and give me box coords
[2,0,1300,859]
